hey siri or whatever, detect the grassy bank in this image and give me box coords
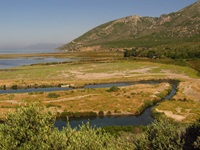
[0,82,171,120]
[0,58,199,89]
[0,53,199,123]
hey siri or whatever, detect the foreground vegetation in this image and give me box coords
[0,105,199,150]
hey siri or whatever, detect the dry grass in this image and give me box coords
[0,59,199,89]
[155,100,200,123]
[0,82,170,119]
[173,80,200,102]
[0,54,199,123]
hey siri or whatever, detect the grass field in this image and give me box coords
[0,53,199,123]
[0,82,171,119]
[0,59,199,89]
[154,100,200,123]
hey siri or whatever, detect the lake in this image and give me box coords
[0,49,75,69]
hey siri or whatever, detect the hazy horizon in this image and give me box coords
[0,0,197,50]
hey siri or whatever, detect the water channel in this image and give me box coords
[0,56,178,129]
[0,57,76,70]
[54,80,178,129]
[0,80,178,129]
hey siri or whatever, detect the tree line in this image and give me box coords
[124,47,200,59]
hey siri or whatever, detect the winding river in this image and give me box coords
[0,79,178,129]
[0,51,179,129]
[54,80,178,129]
[0,57,178,130]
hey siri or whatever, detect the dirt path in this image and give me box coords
[44,94,98,103]
[156,108,186,121]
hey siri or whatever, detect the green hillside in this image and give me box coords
[58,1,200,54]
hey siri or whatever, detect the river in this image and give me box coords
[0,50,178,129]
[54,80,178,129]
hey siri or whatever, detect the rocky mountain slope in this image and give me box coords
[59,0,200,52]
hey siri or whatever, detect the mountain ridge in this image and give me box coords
[59,1,200,52]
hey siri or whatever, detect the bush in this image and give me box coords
[0,105,133,150]
[106,111,112,116]
[2,105,200,150]
[47,93,60,98]
[11,85,18,90]
[0,105,64,150]
[107,86,120,92]
[143,119,184,150]
[183,119,200,150]
[98,110,104,116]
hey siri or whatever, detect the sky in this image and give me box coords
[0,0,197,50]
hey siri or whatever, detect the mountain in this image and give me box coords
[58,1,200,52]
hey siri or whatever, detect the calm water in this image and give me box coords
[0,82,133,94]
[0,80,172,94]
[54,80,178,130]
[0,49,178,129]
[0,80,178,129]
[0,57,74,69]
[0,49,76,69]
[55,107,153,129]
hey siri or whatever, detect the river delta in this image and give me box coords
[0,52,199,128]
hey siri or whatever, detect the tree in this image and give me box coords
[0,105,64,150]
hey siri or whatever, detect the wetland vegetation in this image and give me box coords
[0,52,199,123]
[0,51,199,149]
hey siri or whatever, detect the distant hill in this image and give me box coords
[58,0,200,52]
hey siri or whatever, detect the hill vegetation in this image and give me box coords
[58,0,200,58]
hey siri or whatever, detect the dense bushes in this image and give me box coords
[145,119,184,149]
[60,111,98,118]
[124,46,200,59]
[0,105,132,150]
[0,105,58,149]
[0,105,199,150]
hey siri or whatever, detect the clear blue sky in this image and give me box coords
[0,0,197,50]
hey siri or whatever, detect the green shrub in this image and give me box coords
[98,110,104,116]
[11,85,18,90]
[114,109,122,113]
[107,86,120,92]
[136,100,153,115]
[0,105,64,150]
[145,119,184,150]
[0,105,133,150]
[103,125,145,136]
[106,111,112,116]
[2,105,200,150]
[46,104,61,108]
[183,119,200,150]
[47,93,60,98]
[60,111,74,118]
